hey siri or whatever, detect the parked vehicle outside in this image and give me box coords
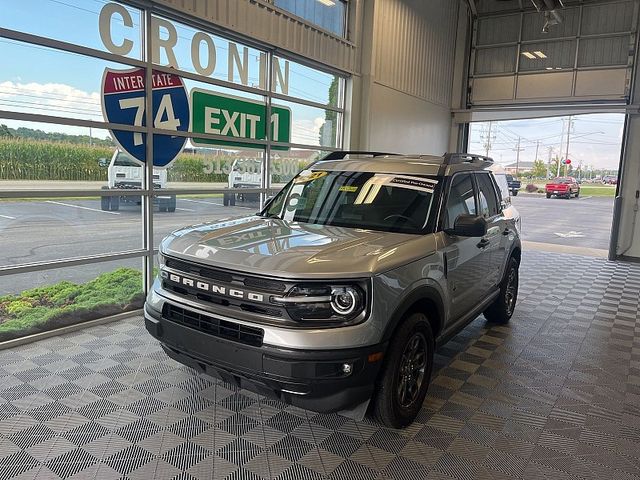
[144,152,522,428]
[505,174,521,196]
[99,150,176,212]
[545,177,580,199]
[602,175,618,185]
[223,158,262,206]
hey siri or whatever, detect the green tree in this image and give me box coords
[0,124,12,138]
[531,159,546,178]
[318,77,338,147]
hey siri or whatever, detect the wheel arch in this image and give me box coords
[382,286,445,343]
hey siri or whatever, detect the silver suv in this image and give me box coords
[144,152,521,428]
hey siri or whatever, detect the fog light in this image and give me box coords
[342,363,353,375]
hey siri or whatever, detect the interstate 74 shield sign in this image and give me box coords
[101,68,190,168]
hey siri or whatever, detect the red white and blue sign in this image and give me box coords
[101,67,190,168]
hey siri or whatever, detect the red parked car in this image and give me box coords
[545,177,580,199]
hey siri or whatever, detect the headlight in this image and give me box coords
[273,283,367,324]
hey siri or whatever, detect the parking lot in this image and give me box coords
[0,193,614,295]
[512,194,613,253]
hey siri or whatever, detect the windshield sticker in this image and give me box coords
[294,171,328,184]
[339,185,358,193]
[368,174,438,193]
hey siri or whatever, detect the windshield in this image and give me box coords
[262,170,438,234]
[114,152,142,167]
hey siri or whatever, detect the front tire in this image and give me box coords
[484,257,519,324]
[110,196,119,211]
[546,193,551,198]
[372,313,434,428]
[512,190,518,197]
[575,191,580,198]
[100,196,110,211]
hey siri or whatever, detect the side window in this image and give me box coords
[444,174,476,229]
[476,173,499,218]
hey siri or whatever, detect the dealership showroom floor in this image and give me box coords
[2,249,639,480]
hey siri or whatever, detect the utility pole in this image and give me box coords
[547,146,554,179]
[513,137,524,177]
[481,121,496,157]
[564,115,573,176]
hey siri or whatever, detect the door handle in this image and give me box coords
[477,238,490,249]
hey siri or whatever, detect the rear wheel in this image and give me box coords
[512,190,518,196]
[575,190,580,198]
[223,193,230,206]
[110,196,119,211]
[167,196,176,212]
[100,195,110,211]
[484,257,519,324]
[372,313,434,428]
[229,193,236,206]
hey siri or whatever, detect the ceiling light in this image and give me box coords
[522,51,536,59]
[534,51,547,58]
[317,0,336,5]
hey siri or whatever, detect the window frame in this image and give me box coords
[473,172,502,219]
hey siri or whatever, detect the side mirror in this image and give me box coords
[98,158,108,167]
[445,214,487,237]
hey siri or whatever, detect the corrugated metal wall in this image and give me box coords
[372,0,460,107]
[150,0,358,73]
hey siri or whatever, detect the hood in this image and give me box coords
[161,216,435,278]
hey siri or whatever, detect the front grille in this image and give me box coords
[163,304,264,347]
[161,282,283,318]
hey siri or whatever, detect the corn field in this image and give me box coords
[0,137,312,183]
[0,138,112,181]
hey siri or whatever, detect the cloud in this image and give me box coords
[0,81,102,120]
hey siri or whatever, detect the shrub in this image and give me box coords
[0,268,144,342]
[525,183,538,193]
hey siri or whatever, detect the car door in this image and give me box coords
[475,172,507,288]
[440,173,493,322]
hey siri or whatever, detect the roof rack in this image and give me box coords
[443,153,494,166]
[320,151,398,161]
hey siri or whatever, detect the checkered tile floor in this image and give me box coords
[1,250,640,479]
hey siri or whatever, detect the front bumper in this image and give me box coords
[144,304,386,413]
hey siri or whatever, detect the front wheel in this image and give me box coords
[575,191,580,198]
[100,196,110,211]
[372,313,434,428]
[512,190,518,197]
[484,257,519,324]
[546,193,551,199]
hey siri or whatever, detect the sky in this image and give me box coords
[0,0,338,147]
[468,114,624,171]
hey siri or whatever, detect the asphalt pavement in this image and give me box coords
[511,193,613,252]
[0,193,614,296]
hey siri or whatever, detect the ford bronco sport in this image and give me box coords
[144,152,521,428]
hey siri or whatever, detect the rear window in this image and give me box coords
[114,153,141,167]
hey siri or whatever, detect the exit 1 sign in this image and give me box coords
[191,88,291,150]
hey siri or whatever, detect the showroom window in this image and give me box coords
[0,0,346,341]
[272,0,348,37]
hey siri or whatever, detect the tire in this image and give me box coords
[575,191,580,198]
[167,196,176,212]
[100,196,110,211]
[546,193,551,199]
[372,313,434,428]
[223,193,230,206]
[484,257,519,324]
[512,190,518,197]
[229,193,236,206]
[110,196,120,211]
